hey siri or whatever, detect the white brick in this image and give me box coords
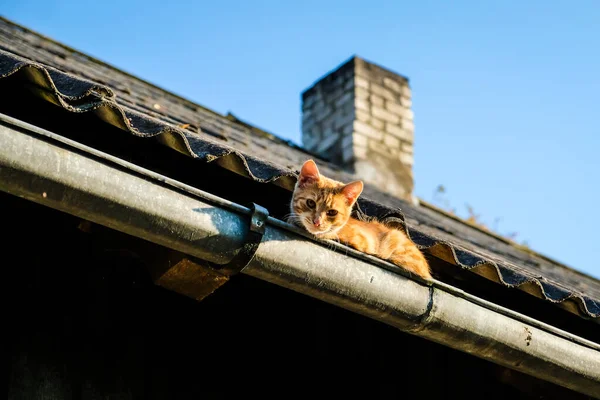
[302,114,315,126]
[353,133,368,147]
[402,143,414,153]
[335,91,353,107]
[355,86,370,99]
[384,101,408,116]
[321,114,336,130]
[370,94,384,107]
[333,75,345,88]
[385,123,412,141]
[342,146,354,163]
[314,105,333,122]
[401,85,411,98]
[316,132,340,153]
[303,134,320,150]
[341,99,355,115]
[302,107,314,117]
[354,121,383,140]
[355,97,370,112]
[355,64,370,80]
[343,124,354,135]
[400,96,412,108]
[341,133,353,149]
[351,109,385,130]
[354,145,367,159]
[370,83,396,101]
[383,77,403,93]
[302,110,316,124]
[334,111,354,129]
[302,120,316,133]
[313,99,325,111]
[399,152,414,166]
[401,118,415,131]
[372,106,400,124]
[327,89,344,104]
[369,140,389,155]
[321,118,335,131]
[302,94,317,109]
[355,109,371,123]
[308,126,321,137]
[371,118,384,130]
[355,76,370,89]
[384,135,400,149]
[343,144,367,163]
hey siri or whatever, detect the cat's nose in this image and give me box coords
[313,217,321,227]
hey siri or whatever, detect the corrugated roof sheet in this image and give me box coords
[0,17,598,320]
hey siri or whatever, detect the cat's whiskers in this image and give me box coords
[303,217,314,230]
[323,237,336,253]
[330,234,341,254]
[331,233,350,258]
[290,159,431,280]
[284,214,302,226]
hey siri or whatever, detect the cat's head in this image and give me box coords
[290,160,363,237]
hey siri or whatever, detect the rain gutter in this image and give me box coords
[0,113,599,398]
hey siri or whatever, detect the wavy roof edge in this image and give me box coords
[1,16,576,276]
[417,199,598,281]
[0,41,598,320]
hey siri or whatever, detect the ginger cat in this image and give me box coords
[289,160,431,280]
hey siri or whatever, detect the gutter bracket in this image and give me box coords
[208,203,269,276]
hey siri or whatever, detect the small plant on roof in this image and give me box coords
[432,184,529,248]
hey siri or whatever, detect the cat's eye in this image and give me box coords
[306,199,316,209]
[327,209,338,217]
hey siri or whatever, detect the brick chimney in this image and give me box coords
[301,56,415,200]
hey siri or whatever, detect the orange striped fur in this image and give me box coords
[289,160,431,280]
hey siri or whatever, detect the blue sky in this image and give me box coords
[4,1,599,278]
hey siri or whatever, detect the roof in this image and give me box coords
[1,16,598,322]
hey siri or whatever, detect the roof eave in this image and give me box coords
[1,113,599,398]
[1,46,597,320]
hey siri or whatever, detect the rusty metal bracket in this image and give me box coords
[208,203,269,276]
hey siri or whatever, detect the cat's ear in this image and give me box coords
[298,159,320,187]
[341,181,364,205]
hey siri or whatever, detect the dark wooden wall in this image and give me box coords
[3,192,589,400]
